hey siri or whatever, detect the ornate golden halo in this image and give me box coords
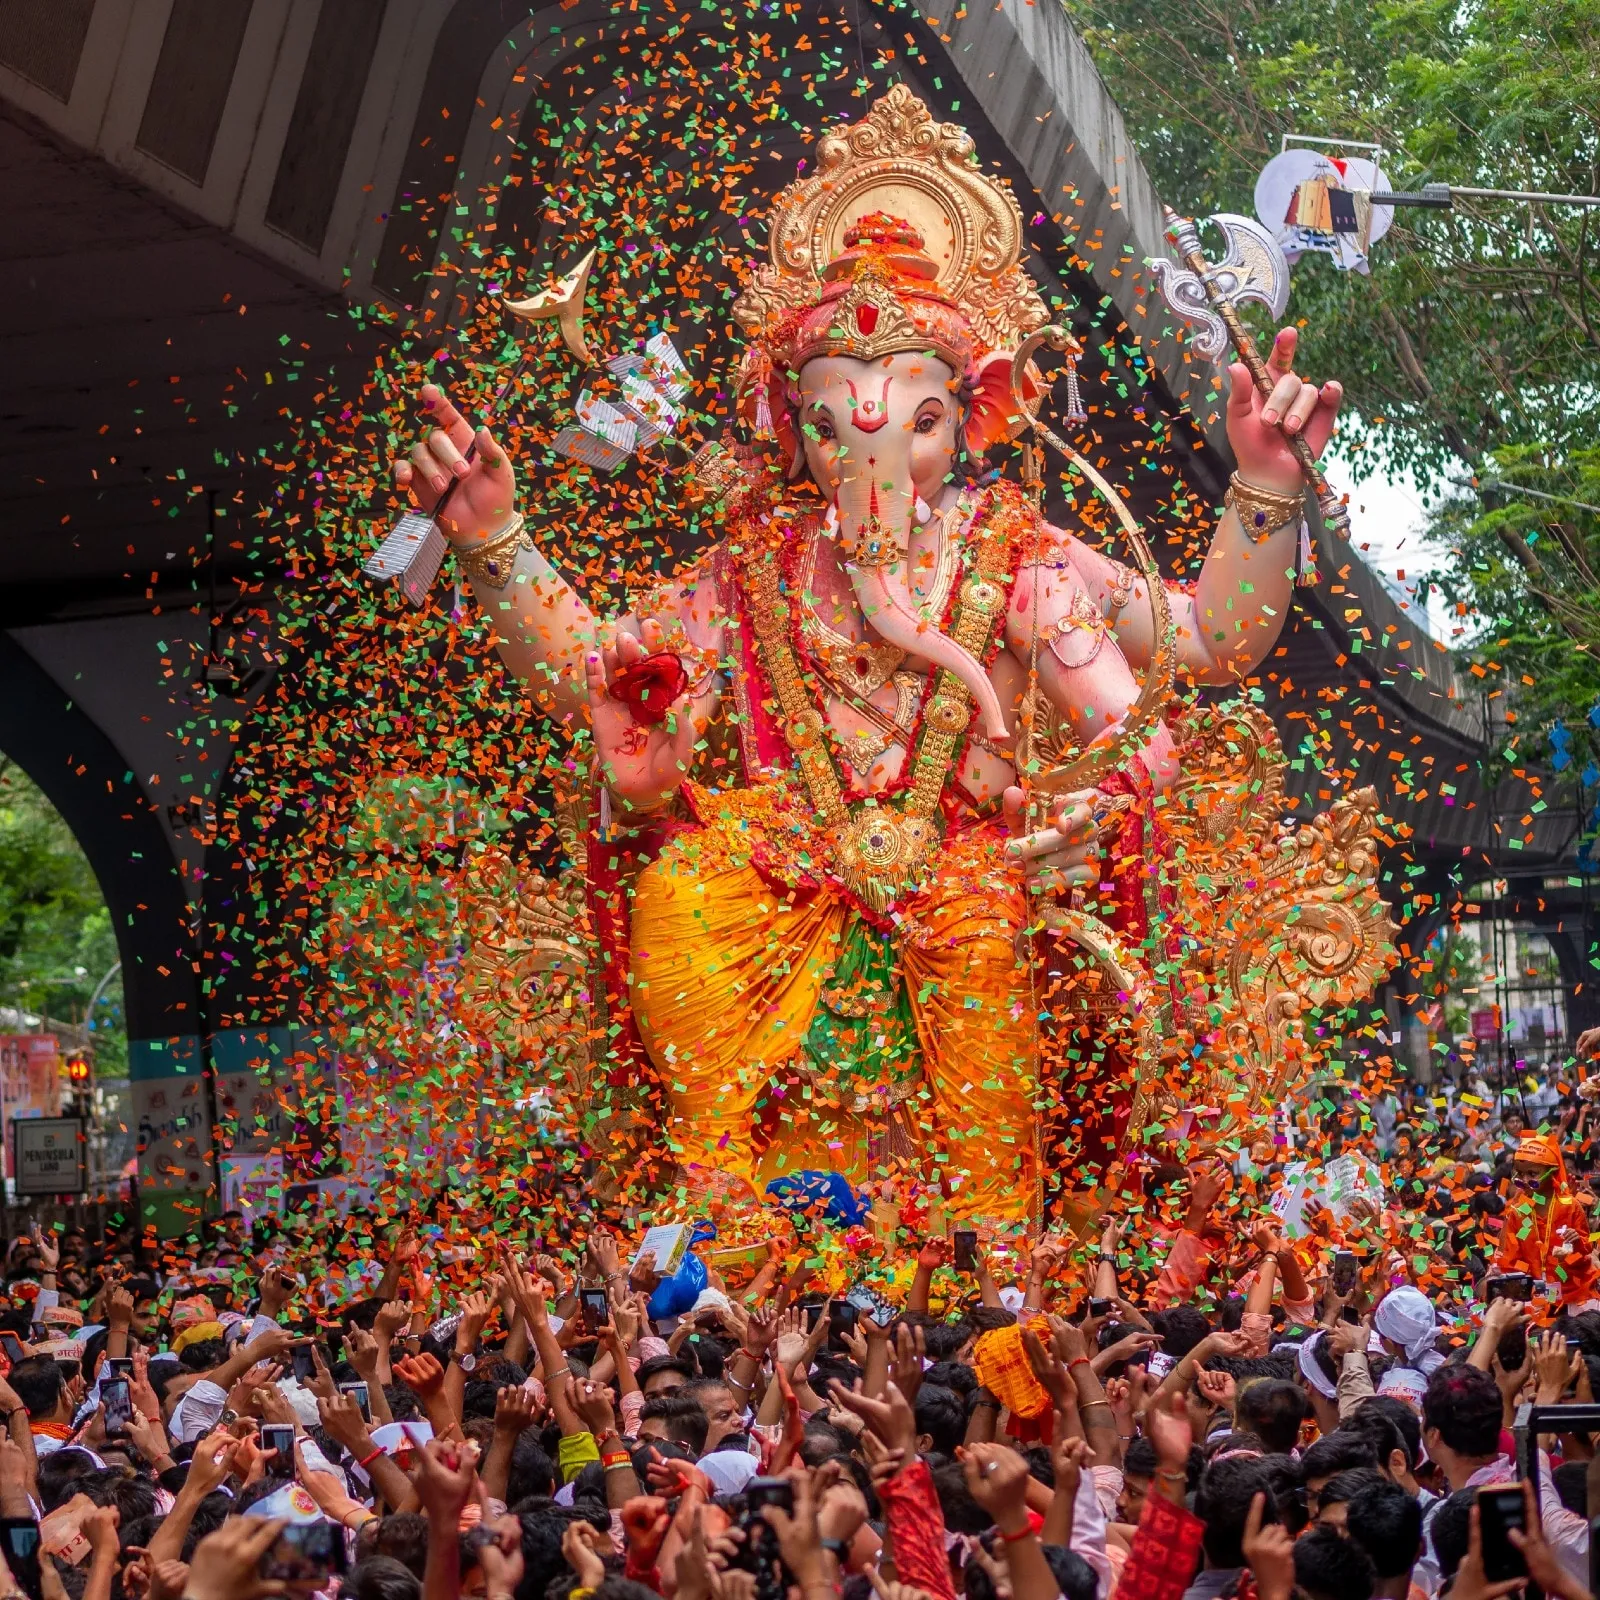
[733,86,1050,357]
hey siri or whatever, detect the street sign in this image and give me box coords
[13,1118,87,1196]
[1471,1007,1502,1040]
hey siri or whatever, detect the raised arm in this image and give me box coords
[1067,328,1342,685]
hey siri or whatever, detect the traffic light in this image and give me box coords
[65,1053,92,1119]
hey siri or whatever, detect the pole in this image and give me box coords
[1163,208,1351,540]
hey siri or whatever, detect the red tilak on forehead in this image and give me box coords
[846,375,892,433]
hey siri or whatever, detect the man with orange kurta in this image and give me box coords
[1495,1131,1598,1304]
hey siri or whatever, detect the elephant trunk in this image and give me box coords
[835,475,1010,741]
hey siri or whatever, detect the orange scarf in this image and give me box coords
[30,1421,72,1442]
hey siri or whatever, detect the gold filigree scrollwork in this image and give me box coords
[1143,699,1399,1150]
[733,85,1049,355]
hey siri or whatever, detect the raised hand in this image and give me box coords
[493,1384,537,1438]
[586,620,701,813]
[395,1352,446,1398]
[959,1442,1033,1532]
[827,1378,917,1459]
[916,1236,950,1272]
[393,386,517,547]
[411,1436,479,1521]
[183,1518,288,1600]
[1224,327,1343,495]
[563,1521,610,1590]
[374,1300,410,1341]
[346,1324,383,1383]
[1241,1492,1295,1600]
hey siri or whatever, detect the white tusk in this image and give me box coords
[913,495,933,525]
[823,501,841,538]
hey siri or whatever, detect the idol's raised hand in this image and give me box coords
[586,620,700,815]
[391,384,517,545]
[1225,327,1343,496]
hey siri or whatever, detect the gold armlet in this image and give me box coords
[456,513,532,590]
[1225,473,1304,541]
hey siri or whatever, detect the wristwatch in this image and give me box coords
[455,1350,478,1373]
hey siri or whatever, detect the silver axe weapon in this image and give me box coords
[1149,209,1350,542]
[363,249,597,607]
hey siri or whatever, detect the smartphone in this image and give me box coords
[827,1298,858,1351]
[260,1423,296,1469]
[1476,1486,1527,1583]
[0,1335,23,1367]
[953,1230,978,1274]
[105,1357,133,1381]
[1333,1250,1359,1295]
[744,1477,795,1515]
[0,1518,41,1600]
[1145,1350,1177,1379]
[340,1381,371,1423]
[1340,1305,1363,1325]
[1488,1273,1535,1304]
[290,1343,317,1384]
[1088,1297,1113,1319]
[101,1377,132,1438]
[580,1289,609,1333]
[259,1517,346,1581]
[800,1299,825,1331]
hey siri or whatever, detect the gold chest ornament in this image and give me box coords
[740,488,1024,913]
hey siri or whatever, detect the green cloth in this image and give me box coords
[557,1429,600,1484]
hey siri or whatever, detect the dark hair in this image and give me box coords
[180,1491,233,1560]
[930,1459,991,1533]
[1423,1365,1503,1458]
[1428,1488,1477,1585]
[1299,1430,1379,1483]
[923,1322,973,1361]
[1122,1435,1157,1478]
[1293,1522,1376,1600]
[923,1360,977,1399]
[1234,1379,1309,1454]
[1154,1306,1212,1361]
[9,1355,61,1419]
[1316,1466,1382,1509]
[37,1448,96,1511]
[1258,1454,1308,1536]
[1346,1477,1423,1580]
[507,1435,556,1505]
[913,1385,966,1456]
[513,1506,611,1600]
[369,1513,430,1579]
[1356,1395,1422,1471]
[639,1393,709,1456]
[1194,1456,1276,1568]
[1038,1545,1097,1600]
[635,1356,695,1391]
[78,1468,157,1525]
[177,1338,225,1374]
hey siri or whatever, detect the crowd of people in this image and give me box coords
[0,1109,1598,1600]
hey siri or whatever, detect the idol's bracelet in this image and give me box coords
[456,511,532,590]
[1225,473,1304,542]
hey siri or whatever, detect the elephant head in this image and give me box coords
[794,347,1011,741]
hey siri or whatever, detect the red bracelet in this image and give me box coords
[1067,1356,1091,1372]
[999,1524,1034,1544]
[602,1450,631,1468]
[357,1446,384,1469]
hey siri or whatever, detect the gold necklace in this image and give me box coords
[799,495,967,698]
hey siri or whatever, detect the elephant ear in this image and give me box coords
[965,350,1044,457]
[737,346,803,478]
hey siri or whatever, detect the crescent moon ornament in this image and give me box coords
[503,246,598,365]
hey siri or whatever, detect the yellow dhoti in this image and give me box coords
[628,812,1038,1222]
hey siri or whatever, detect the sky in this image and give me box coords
[1330,442,1457,642]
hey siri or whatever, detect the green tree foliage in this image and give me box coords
[1064,0,1600,762]
[0,759,125,1074]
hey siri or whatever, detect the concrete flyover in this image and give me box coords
[0,0,1543,1217]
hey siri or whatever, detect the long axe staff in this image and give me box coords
[1150,209,1350,548]
[363,249,598,607]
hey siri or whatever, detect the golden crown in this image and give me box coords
[732,86,1050,372]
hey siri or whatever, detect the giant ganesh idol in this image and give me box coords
[390,88,1396,1226]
